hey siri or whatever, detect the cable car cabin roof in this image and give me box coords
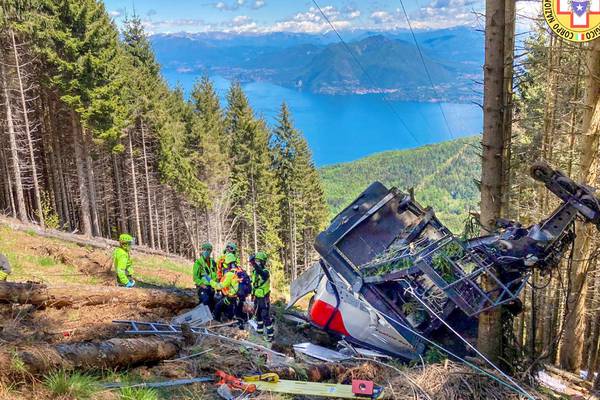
[314,181,451,281]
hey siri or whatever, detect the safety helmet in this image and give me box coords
[201,243,213,251]
[225,242,238,253]
[255,251,268,262]
[224,253,237,265]
[119,233,134,244]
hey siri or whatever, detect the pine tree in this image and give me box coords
[272,102,327,279]
[191,77,231,250]
[226,83,283,272]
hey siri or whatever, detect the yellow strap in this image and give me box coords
[243,373,279,383]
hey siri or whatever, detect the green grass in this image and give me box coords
[44,370,100,399]
[37,256,56,267]
[137,256,190,275]
[120,387,159,400]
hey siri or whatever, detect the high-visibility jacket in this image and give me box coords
[217,252,240,279]
[113,246,133,285]
[212,269,239,297]
[251,266,270,298]
[193,256,217,286]
[0,254,10,282]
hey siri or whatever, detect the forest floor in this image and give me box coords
[0,218,592,400]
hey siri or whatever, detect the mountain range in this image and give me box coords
[150,27,484,102]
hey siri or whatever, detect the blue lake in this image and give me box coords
[162,70,483,166]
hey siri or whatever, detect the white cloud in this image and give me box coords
[347,10,361,20]
[253,0,266,9]
[263,6,352,33]
[232,15,252,25]
[370,11,394,24]
[142,18,206,34]
[237,0,245,5]
[215,2,227,10]
[109,10,122,17]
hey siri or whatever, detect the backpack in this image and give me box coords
[236,268,252,297]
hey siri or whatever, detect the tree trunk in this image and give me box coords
[112,153,127,233]
[500,0,515,217]
[83,129,100,236]
[70,111,92,236]
[477,0,510,364]
[559,40,600,372]
[1,149,16,218]
[1,62,27,222]
[0,337,180,376]
[140,120,155,248]
[128,132,142,243]
[11,30,43,227]
[0,281,197,310]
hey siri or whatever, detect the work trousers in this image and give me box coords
[234,295,248,329]
[213,295,235,322]
[255,294,274,341]
[197,285,215,311]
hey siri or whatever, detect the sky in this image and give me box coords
[102,0,501,34]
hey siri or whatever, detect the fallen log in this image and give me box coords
[0,281,196,310]
[2,337,180,376]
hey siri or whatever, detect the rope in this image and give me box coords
[395,0,455,141]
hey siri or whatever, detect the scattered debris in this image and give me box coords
[293,342,351,363]
[172,304,213,327]
[114,320,292,361]
[244,376,383,399]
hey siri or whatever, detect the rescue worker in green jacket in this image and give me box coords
[114,234,135,287]
[211,253,239,322]
[0,254,11,282]
[193,243,217,311]
[250,251,274,341]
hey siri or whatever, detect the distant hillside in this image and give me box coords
[151,27,483,103]
[319,136,481,232]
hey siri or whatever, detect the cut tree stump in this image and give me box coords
[1,337,180,375]
[0,281,196,310]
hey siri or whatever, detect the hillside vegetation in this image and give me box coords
[320,136,481,232]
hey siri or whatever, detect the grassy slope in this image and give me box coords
[0,223,194,288]
[319,136,482,233]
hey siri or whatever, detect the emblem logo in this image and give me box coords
[543,0,600,42]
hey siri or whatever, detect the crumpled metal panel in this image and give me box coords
[287,262,324,309]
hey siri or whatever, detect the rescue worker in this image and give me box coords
[233,258,252,330]
[251,251,274,341]
[217,242,239,280]
[114,234,135,287]
[211,253,239,322]
[193,243,217,310]
[0,254,11,282]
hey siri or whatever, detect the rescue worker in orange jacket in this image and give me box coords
[211,253,239,322]
[216,242,239,280]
